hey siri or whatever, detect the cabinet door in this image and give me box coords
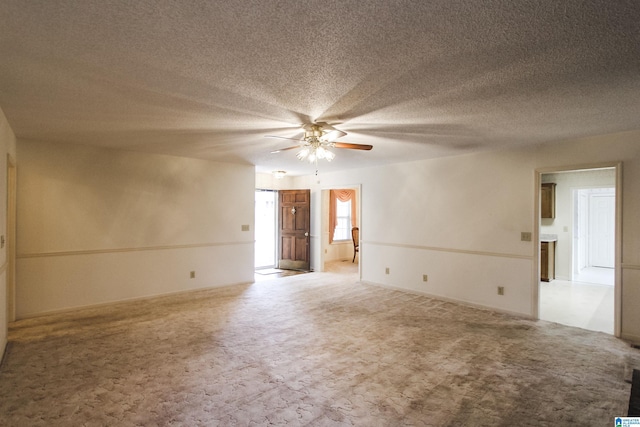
[541,183,556,219]
[547,241,555,281]
[541,242,549,281]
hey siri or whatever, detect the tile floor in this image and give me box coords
[573,266,615,286]
[539,267,614,334]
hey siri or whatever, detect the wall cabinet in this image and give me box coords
[541,241,555,282]
[541,183,556,218]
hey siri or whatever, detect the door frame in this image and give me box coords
[6,154,16,323]
[533,162,622,337]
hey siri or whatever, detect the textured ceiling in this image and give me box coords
[1,0,639,175]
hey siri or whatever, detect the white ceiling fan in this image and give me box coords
[267,123,372,164]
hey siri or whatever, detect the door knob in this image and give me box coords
[305,232,309,237]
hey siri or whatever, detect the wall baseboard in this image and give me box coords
[14,280,253,321]
[363,280,533,320]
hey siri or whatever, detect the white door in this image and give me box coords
[576,191,589,272]
[589,192,615,268]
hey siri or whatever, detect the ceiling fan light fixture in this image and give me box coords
[296,147,310,160]
[307,151,317,163]
[304,125,324,139]
[272,123,369,167]
[296,139,336,163]
[314,146,335,161]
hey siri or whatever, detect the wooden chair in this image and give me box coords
[351,227,359,263]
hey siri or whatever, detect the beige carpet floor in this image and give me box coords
[1,264,638,426]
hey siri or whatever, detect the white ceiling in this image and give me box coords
[1,1,639,175]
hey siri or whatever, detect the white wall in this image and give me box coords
[16,141,255,318]
[12,130,640,344]
[0,107,17,360]
[255,172,295,190]
[294,130,640,342]
[296,148,536,315]
[541,169,615,280]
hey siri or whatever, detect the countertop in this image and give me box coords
[540,233,558,242]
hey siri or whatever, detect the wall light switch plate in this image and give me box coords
[423,274,428,282]
[241,224,250,231]
[521,232,532,242]
[385,267,390,275]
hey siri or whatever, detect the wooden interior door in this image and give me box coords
[278,190,310,270]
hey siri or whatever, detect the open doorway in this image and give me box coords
[538,167,618,334]
[254,189,311,280]
[320,186,361,277]
[255,189,277,270]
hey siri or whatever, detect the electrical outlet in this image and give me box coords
[423,274,428,282]
[521,232,532,242]
[190,271,196,279]
[497,286,504,295]
[385,267,390,275]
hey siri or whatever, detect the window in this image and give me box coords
[329,188,356,244]
[333,198,352,241]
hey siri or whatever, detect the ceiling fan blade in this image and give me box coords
[323,129,347,142]
[271,145,301,154]
[265,135,303,142]
[333,142,373,151]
